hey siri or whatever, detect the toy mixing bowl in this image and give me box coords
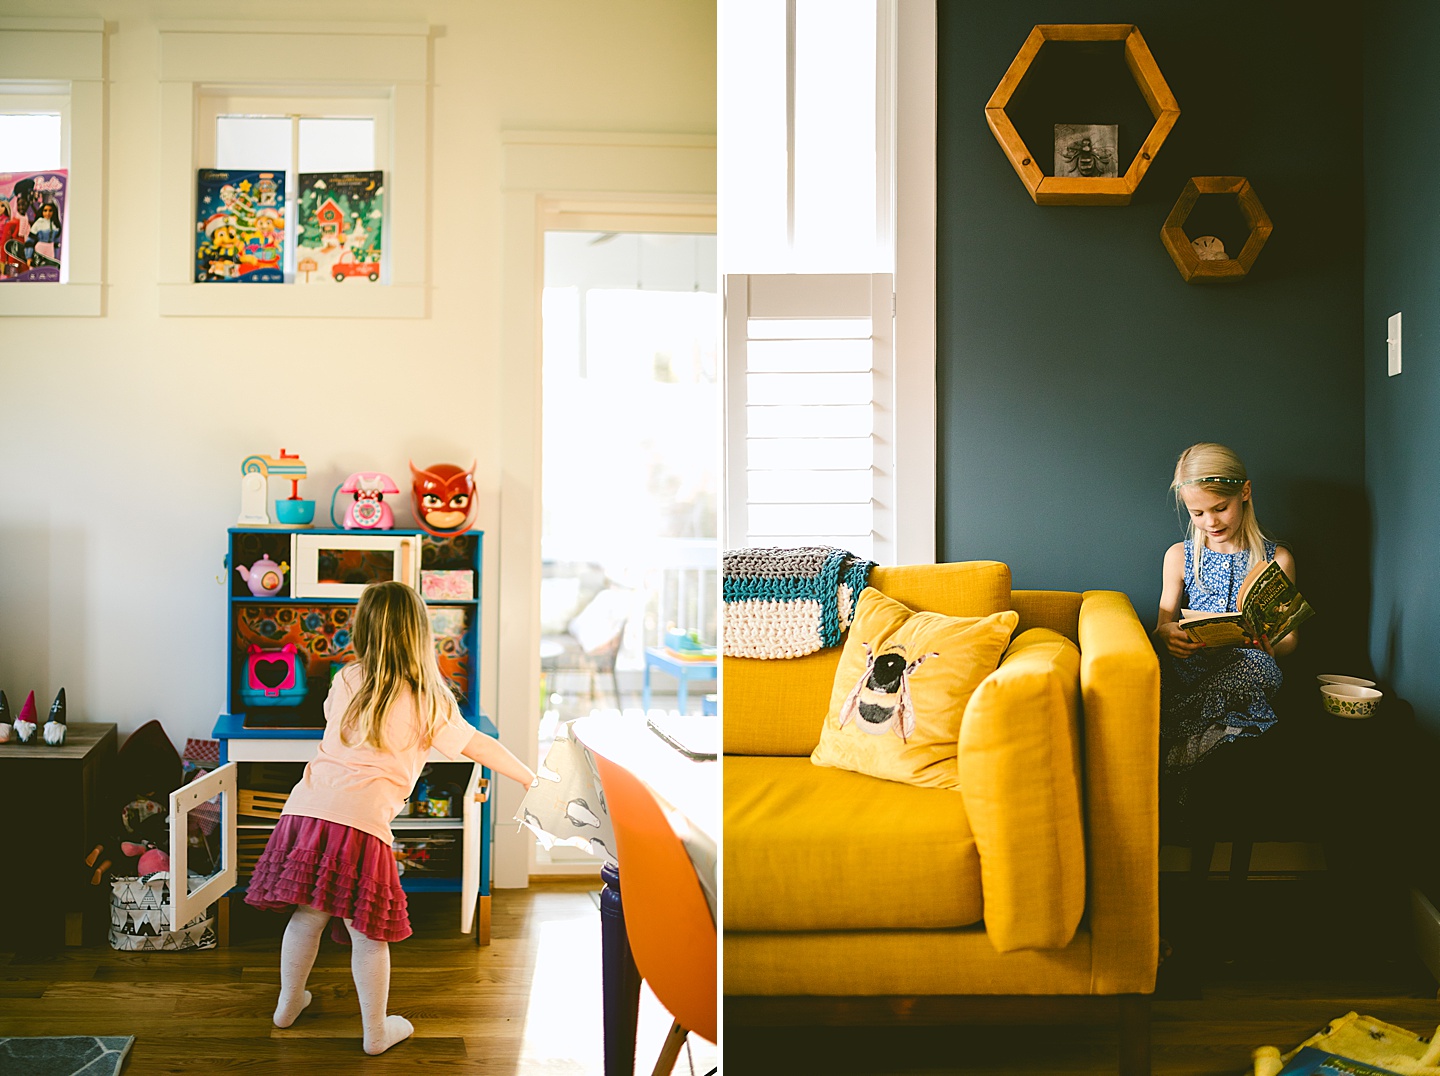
[1316,674,1377,689]
[274,498,316,525]
[1320,683,1382,718]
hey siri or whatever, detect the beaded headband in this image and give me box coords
[1175,475,1245,488]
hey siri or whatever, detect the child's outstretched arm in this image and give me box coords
[461,730,537,789]
[1154,541,1205,660]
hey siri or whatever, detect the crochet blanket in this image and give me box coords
[723,546,877,659]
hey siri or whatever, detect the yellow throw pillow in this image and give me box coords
[810,588,1019,789]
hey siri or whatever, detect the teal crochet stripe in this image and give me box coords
[722,546,877,649]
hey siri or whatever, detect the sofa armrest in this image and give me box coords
[957,628,1085,953]
[1077,590,1160,994]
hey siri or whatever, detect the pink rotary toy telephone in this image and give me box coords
[339,471,399,529]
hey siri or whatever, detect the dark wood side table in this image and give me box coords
[0,722,117,948]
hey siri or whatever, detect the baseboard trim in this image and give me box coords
[1159,841,1327,874]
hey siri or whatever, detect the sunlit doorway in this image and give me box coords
[536,229,718,871]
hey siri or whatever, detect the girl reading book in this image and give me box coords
[1153,443,1299,801]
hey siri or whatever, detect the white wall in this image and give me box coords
[0,1,715,759]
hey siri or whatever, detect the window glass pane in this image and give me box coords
[719,0,788,271]
[793,0,877,269]
[0,114,62,172]
[215,116,291,170]
[586,289,717,384]
[298,118,375,172]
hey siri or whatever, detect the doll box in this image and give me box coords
[421,570,473,600]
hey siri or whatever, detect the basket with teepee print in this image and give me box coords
[108,872,217,952]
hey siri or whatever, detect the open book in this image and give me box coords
[1179,558,1315,648]
[1278,1046,1403,1075]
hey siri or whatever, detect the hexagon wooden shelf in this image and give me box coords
[1161,176,1273,284]
[984,24,1180,206]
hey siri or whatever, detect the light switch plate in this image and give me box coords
[1388,312,1402,376]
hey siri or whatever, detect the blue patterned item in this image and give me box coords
[1161,538,1282,773]
[722,546,877,659]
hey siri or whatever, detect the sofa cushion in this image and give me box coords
[723,755,984,932]
[723,561,1012,757]
[958,628,1085,952]
[810,589,1018,789]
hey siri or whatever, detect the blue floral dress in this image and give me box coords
[1160,538,1282,775]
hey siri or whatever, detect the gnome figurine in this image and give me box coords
[14,691,38,744]
[44,688,67,746]
[0,690,11,743]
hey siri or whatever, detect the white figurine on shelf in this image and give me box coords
[43,687,67,746]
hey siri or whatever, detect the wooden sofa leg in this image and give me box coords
[1229,839,1253,887]
[1118,994,1151,1076]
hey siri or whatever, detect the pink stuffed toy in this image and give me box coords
[123,841,170,876]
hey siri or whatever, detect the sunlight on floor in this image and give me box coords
[520,903,717,1075]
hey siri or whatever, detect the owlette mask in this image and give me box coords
[410,460,478,536]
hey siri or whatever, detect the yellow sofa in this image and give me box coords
[723,561,1160,1074]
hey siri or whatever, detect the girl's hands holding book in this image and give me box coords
[1156,621,1205,659]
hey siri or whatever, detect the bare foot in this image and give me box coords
[273,989,313,1028]
[363,1014,414,1056]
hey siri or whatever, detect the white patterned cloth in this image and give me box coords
[517,722,618,866]
[722,546,876,659]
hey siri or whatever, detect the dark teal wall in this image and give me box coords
[1363,2,1440,742]
[936,1,1368,674]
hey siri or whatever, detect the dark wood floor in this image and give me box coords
[0,878,717,1075]
[725,874,1440,1075]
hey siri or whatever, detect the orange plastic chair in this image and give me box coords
[590,752,717,1074]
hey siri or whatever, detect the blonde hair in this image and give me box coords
[1171,442,1272,594]
[341,581,454,751]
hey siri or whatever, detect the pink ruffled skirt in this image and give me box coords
[244,814,410,943]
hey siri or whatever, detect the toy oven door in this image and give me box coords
[291,533,418,599]
[168,762,239,930]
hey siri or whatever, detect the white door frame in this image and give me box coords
[496,131,715,887]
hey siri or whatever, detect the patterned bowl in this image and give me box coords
[1317,674,1377,689]
[1320,683,1382,718]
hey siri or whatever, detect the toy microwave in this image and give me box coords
[290,533,419,599]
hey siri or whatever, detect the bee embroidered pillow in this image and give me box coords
[810,588,1019,789]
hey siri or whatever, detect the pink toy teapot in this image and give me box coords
[236,555,288,597]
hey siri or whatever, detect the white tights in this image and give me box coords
[275,903,414,1056]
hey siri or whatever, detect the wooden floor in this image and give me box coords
[0,878,717,1075]
[726,876,1440,1075]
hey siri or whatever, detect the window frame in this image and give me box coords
[156,20,429,318]
[720,1,936,565]
[200,93,390,282]
[0,17,105,318]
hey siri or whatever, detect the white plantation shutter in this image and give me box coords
[724,273,894,563]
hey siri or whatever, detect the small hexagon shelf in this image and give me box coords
[985,24,1180,206]
[1161,176,1273,284]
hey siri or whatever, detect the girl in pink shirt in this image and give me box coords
[245,581,535,1055]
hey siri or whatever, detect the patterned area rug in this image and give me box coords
[0,1036,134,1075]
